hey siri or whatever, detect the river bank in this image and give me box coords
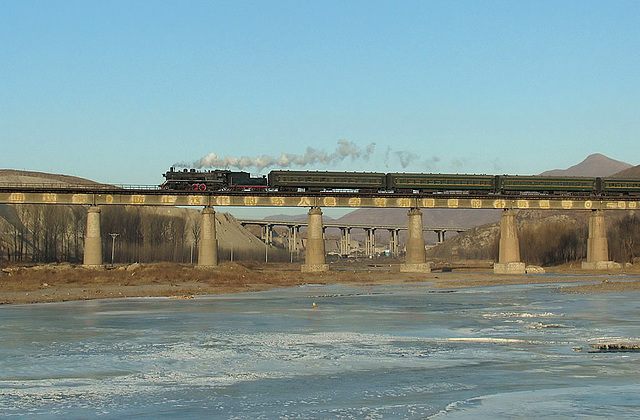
[1,261,640,304]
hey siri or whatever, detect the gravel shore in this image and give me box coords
[1,261,640,305]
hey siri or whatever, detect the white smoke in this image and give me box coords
[189,140,376,171]
[180,140,439,171]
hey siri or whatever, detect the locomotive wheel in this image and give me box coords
[199,184,207,191]
[191,183,199,191]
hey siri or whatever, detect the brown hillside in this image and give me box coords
[335,208,500,244]
[539,153,632,177]
[337,208,500,228]
[427,210,590,263]
[0,169,108,187]
[610,164,640,179]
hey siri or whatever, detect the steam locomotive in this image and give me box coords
[161,167,268,191]
[161,168,640,196]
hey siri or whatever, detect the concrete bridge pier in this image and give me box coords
[494,210,526,274]
[339,227,351,256]
[302,207,329,272]
[582,210,617,269]
[388,229,399,257]
[83,206,103,267]
[198,206,218,267]
[261,224,273,245]
[288,225,299,253]
[365,228,376,257]
[401,208,431,272]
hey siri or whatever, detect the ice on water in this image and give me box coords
[1,280,640,418]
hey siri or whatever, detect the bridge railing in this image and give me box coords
[111,184,162,190]
[0,183,162,191]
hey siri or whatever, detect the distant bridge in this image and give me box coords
[238,219,469,257]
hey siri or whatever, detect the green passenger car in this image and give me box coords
[498,176,597,193]
[268,171,387,191]
[601,179,640,195]
[386,173,495,192]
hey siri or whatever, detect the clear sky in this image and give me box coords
[2,0,639,188]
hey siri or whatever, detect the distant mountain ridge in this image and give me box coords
[611,164,640,179]
[0,169,108,186]
[539,153,632,177]
[336,208,497,228]
[264,213,337,222]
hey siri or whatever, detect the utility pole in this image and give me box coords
[109,233,119,265]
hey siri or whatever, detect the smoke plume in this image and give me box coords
[188,140,375,171]
[180,140,438,171]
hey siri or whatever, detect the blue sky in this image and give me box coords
[2,0,639,187]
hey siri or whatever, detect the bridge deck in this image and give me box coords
[0,187,638,210]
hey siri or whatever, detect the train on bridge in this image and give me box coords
[161,167,640,196]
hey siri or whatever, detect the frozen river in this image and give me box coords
[1,277,640,418]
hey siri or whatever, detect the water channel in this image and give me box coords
[1,277,640,418]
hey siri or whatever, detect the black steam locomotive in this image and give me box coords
[161,168,267,191]
[162,168,640,196]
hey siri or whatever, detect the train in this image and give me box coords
[161,167,640,196]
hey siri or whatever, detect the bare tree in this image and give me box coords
[609,212,640,263]
[520,221,587,266]
[190,216,201,261]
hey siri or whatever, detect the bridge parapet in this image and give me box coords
[1,189,639,210]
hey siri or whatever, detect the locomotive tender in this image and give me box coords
[162,168,640,196]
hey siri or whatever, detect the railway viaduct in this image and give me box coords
[1,186,638,273]
[237,218,468,258]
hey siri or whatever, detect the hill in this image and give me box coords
[0,169,108,187]
[336,207,498,227]
[539,153,632,177]
[427,210,589,260]
[610,164,640,179]
[264,213,337,223]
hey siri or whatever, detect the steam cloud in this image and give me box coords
[179,140,438,171]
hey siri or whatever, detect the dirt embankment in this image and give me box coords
[1,261,640,305]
